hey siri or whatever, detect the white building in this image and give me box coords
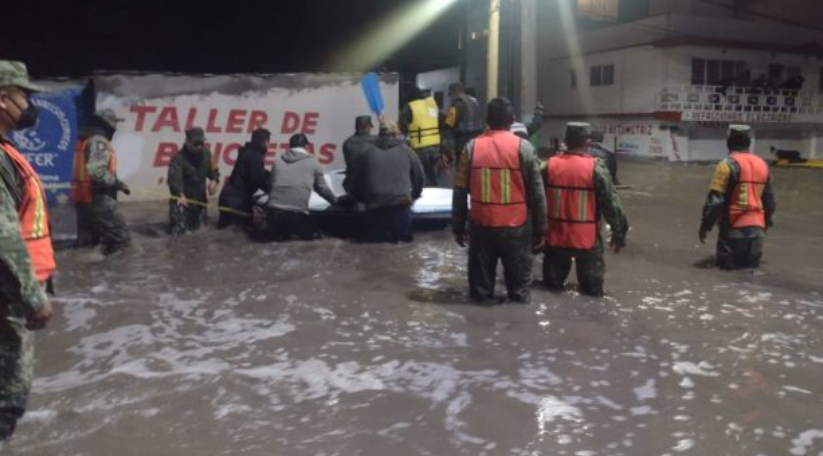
[465,0,823,161]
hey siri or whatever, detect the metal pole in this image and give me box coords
[487,0,500,101]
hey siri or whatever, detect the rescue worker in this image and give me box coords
[542,122,628,297]
[267,134,337,241]
[71,109,132,254]
[444,82,483,163]
[452,97,546,304]
[167,127,220,236]
[0,60,55,440]
[699,125,776,269]
[342,115,376,169]
[343,121,425,243]
[399,86,444,186]
[217,128,271,229]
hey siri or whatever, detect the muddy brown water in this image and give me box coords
[4,161,823,456]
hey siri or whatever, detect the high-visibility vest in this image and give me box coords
[727,152,768,229]
[1,142,56,282]
[469,130,527,228]
[72,136,117,203]
[545,153,598,249]
[408,97,441,150]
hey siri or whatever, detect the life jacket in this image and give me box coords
[469,130,527,228]
[408,97,441,150]
[1,141,56,282]
[727,152,769,229]
[71,136,116,203]
[455,94,483,136]
[545,153,598,249]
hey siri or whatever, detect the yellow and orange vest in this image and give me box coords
[726,152,768,229]
[545,153,598,249]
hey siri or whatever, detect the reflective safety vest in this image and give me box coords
[455,94,483,136]
[545,153,598,249]
[727,152,768,229]
[1,142,56,282]
[469,130,527,228]
[408,97,441,150]
[71,137,116,203]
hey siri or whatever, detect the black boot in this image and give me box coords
[0,408,22,441]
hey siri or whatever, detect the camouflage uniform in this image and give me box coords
[452,130,547,304]
[700,126,776,269]
[75,113,131,254]
[167,138,220,236]
[0,61,51,440]
[542,123,629,297]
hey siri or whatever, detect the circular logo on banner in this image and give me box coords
[11,98,73,154]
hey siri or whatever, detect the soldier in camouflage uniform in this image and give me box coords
[542,123,628,297]
[452,98,546,304]
[168,127,220,236]
[699,125,776,269]
[72,109,131,254]
[0,60,54,440]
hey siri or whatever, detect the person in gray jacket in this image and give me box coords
[267,134,337,241]
[343,121,425,243]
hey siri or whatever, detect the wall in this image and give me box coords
[95,73,399,201]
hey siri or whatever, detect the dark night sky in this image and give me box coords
[2,1,462,78]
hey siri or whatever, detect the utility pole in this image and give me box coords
[487,0,500,101]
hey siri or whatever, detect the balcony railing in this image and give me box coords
[657,85,823,119]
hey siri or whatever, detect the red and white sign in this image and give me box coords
[98,74,399,201]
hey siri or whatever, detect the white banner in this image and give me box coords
[96,73,399,201]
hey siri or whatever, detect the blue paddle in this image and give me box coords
[360,73,384,115]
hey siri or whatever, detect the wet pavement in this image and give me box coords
[5,161,823,456]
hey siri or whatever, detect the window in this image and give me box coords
[691,59,748,85]
[570,70,577,88]
[590,64,614,87]
[577,0,618,21]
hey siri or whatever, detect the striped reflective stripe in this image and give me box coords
[552,189,562,219]
[578,190,588,221]
[481,167,491,203]
[500,169,511,204]
[30,175,46,239]
[739,182,749,212]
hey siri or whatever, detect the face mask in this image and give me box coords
[4,94,38,130]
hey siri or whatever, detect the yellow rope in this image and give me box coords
[128,187,253,218]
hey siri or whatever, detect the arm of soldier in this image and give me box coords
[762,177,776,229]
[526,102,545,137]
[206,151,220,196]
[520,141,547,244]
[699,161,731,241]
[593,159,629,249]
[313,162,337,205]
[86,137,118,188]
[167,154,185,200]
[0,181,47,316]
[451,142,472,245]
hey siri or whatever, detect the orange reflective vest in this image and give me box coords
[545,153,598,249]
[469,130,527,228]
[72,137,117,203]
[727,152,768,229]
[2,142,56,282]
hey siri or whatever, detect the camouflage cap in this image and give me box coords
[94,109,125,129]
[565,122,592,142]
[0,60,45,93]
[185,127,207,142]
[728,124,752,138]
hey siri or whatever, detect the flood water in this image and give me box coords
[5,161,823,456]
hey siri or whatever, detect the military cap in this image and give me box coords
[0,60,44,93]
[727,124,752,138]
[565,122,592,142]
[94,109,125,129]
[186,127,207,142]
[355,115,373,130]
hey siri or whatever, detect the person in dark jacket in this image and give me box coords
[342,115,377,169]
[343,121,425,243]
[168,127,220,236]
[266,134,337,241]
[217,128,271,229]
